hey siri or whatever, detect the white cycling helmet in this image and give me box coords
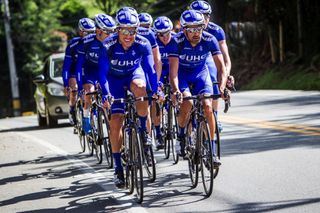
[116,10,140,28]
[180,10,205,28]
[95,14,116,31]
[138,13,153,26]
[153,16,173,33]
[190,0,212,14]
[78,18,96,32]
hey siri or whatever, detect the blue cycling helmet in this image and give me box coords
[78,18,96,32]
[153,16,173,33]
[116,7,138,16]
[95,14,116,31]
[116,10,140,28]
[138,13,153,26]
[180,10,205,28]
[190,1,212,14]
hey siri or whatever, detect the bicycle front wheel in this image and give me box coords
[186,120,199,188]
[99,109,113,168]
[199,121,214,197]
[76,101,86,152]
[131,126,144,203]
[92,109,102,164]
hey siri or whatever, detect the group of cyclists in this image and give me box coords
[62,0,233,192]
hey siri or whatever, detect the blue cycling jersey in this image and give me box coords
[62,37,81,87]
[156,33,176,79]
[137,27,158,49]
[206,22,226,42]
[167,31,221,72]
[76,34,105,89]
[98,33,158,95]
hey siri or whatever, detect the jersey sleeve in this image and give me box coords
[140,43,158,93]
[149,31,158,49]
[214,27,226,41]
[62,43,72,87]
[98,46,110,95]
[75,40,85,91]
[208,36,222,56]
[167,38,179,58]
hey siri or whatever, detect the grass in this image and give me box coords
[243,67,320,90]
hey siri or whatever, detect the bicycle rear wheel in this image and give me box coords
[92,109,102,164]
[199,121,214,197]
[186,120,199,188]
[143,144,156,182]
[213,112,221,179]
[131,126,144,203]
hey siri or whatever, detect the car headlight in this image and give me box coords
[47,86,64,96]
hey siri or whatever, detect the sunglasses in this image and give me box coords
[157,31,171,37]
[118,28,137,36]
[185,26,204,33]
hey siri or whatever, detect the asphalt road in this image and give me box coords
[0,90,319,213]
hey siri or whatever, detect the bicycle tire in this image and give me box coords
[186,120,199,188]
[163,105,170,159]
[94,109,103,164]
[171,106,179,164]
[99,109,113,168]
[199,121,214,197]
[76,100,86,152]
[131,126,144,203]
[143,144,156,182]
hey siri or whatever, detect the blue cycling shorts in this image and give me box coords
[109,67,146,114]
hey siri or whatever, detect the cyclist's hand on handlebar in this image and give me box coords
[102,95,113,109]
[155,89,165,103]
[64,87,68,97]
[171,90,182,106]
[226,75,236,91]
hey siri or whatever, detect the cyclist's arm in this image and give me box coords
[62,44,72,87]
[75,43,85,91]
[152,46,162,81]
[213,53,227,92]
[168,57,179,93]
[98,47,111,95]
[219,40,232,76]
[141,54,158,94]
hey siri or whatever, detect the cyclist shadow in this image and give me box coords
[141,172,209,207]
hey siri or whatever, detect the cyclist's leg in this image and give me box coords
[68,77,78,125]
[108,75,127,188]
[82,79,95,134]
[130,69,151,144]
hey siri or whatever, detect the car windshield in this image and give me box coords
[51,57,64,78]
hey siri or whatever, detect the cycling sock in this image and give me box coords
[83,108,90,117]
[69,106,75,113]
[155,125,161,138]
[113,153,123,173]
[139,116,147,132]
[179,126,185,137]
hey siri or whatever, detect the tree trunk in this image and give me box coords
[279,20,284,63]
[297,0,303,58]
[268,25,276,63]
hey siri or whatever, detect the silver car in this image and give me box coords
[33,53,69,127]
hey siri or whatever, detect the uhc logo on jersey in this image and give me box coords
[111,59,140,66]
[161,52,168,59]
[179,54,207,62]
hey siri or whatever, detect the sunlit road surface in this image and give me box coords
[0,90,319,213]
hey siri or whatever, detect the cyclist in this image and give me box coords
[62,18,95,125]
[76,14,116,134]
[167,10,227,166]
[98,9,159,188]
[152,16,175,149]
[138,12,163,147]
[190,0,232,132]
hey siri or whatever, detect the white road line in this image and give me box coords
[11,130,148,213]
